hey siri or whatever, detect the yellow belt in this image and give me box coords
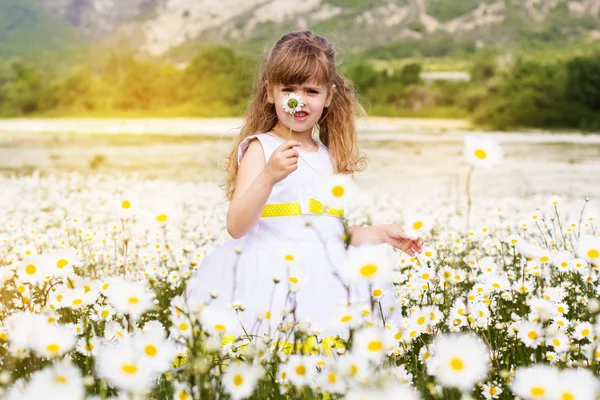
[260,198,344,218]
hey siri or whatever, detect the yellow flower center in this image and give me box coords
[145,345,157,357]
[72,299,82,306]
[582,329,590,336]
[528,331,538,340]
[331,185,345,197]
[588,249,599,259]
[122,200,131,209]
[233,373,244,386]
[128,297,139,304]
[449,357,464,371]
[46,344,60,354]
[341,315,352,323]
[373,289,382,297]
[122,364,137,375]
[101,310,110,318]
[360,264,377,277]
[474,149,487,159]
[350,365,358,376]
[531,387,545,396]
[367,340,382,351]
[295,365,306,376]
[562,393,574,400]
[56,259,68,269]
[328,372,337,383]
[289,277,299,284]
[25,264,37,275]
[413,221,423,230]
[55,376,67,384]
[179,322,189,331]
[284,254,294,261]
[417,316,426,325]
[214,324,226,332]
[156,214,168,222]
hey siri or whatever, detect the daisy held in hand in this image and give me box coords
[282,92,305,140]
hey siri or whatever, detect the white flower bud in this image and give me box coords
[588,299,600,313]
[0,371,11,384]
[120,230,131,242]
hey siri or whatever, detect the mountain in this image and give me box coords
[1,0,599,62]
[0,0,88,61]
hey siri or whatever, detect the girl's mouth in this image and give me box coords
[294,111,308,121]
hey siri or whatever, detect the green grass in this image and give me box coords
[371,58,473,73]
[367,105,469,119]
[0,0,87,62]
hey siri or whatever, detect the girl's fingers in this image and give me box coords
[282,148,299,158]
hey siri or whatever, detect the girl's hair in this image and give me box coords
[223,30,367,200]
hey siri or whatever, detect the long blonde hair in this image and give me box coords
[223,30,367,200]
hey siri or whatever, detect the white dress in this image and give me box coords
[185,132,398,337]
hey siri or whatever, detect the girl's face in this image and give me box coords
[266,80,336,135]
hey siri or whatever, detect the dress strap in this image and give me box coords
[237,133,280,165]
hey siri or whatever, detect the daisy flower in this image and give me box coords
[317,364,345,394]
[344,244,393,284]
[577,235,600,266]
[201,305,239,336]
[48,248,80,277]
[16,255,48,284]
[32,323,77,358]
[282,355,315,387]
[223,362,262,400]
[557,368,600,400]
[281,92,305,139]
[104,278,155,320]
[403,215,433,239]
[75,336,99,357]
[351,326,389,362]
[511,364,559,399]
[336,354,372,384]
[20,360,84,400]
[573,321,594,341]
[132,325,178,374]
[518,321,543,348]
[463,135,503,168]
[320,173,357,209]
[333,304,362,329]
[481,382,503,399]
[282,92,304,114]
[97,339,156,394]
[427,333,489,393]
[547,331,570,354]
[553,251,573,272]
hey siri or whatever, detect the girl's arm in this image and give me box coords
[226,138,301,239]
[346,225,423,256]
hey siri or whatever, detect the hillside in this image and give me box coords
[0,0,599,63]
[0,0,87,62]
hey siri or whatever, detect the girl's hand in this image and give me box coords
[375,224,424,256]
[265,140,302,184]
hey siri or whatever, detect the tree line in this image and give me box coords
[1,45,599,130]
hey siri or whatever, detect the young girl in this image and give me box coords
[185,30,423,337]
